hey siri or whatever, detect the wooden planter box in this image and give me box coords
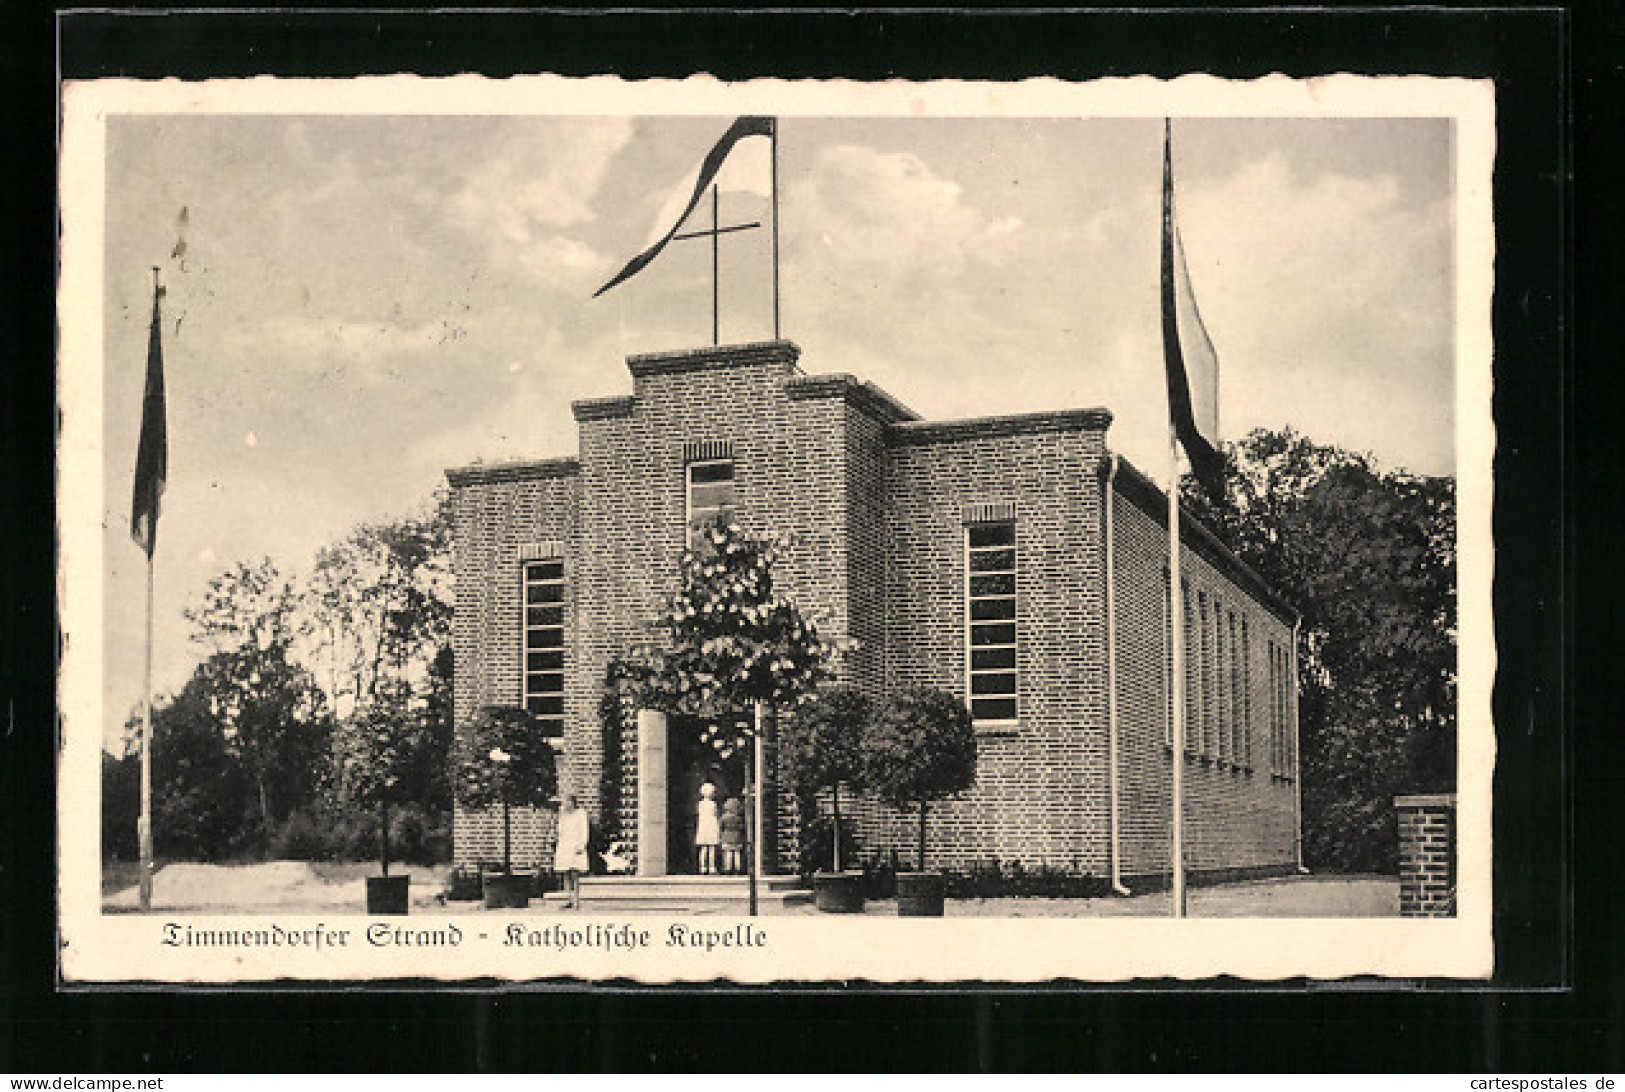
[812,871,866,914]
[896,871,946,917]
[366,875,411,915]
[482,871,534,910]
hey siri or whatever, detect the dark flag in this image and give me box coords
[1160,121,1226,503]
[131,279,168,557]
[594,116,776,298]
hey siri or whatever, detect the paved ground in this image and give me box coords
[105,861,1397,917]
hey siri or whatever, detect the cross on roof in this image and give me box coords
[670,185,761,346]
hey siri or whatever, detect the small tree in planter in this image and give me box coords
[454,705,558,908]
[865,687,978,916]
[332,686,441,914]
[782,686,871,913]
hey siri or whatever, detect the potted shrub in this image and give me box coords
[333,690,440,915]
[783,686,871,913]
[455,705,558,909]
[865,687,978,917]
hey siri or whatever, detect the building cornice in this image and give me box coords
[445,456,581,487]
[1109,455,1299,626]
[626,339,802,378]
[571,395,636,422]
[786,373,920,424]
[888,407,1113,446]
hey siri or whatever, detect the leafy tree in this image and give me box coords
[781,686,872,873]
[1181,427,1456,871]
[454,705,558,873]
[116,681,259,860]
[190,644,332,836]
[101,748,140,861]
[331,684,445,875]
[185,557,300,655]
[865,687,978,873]
[305,496,452,720]
[635,520,838,744]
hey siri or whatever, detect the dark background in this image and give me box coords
[3,2,1607,1073]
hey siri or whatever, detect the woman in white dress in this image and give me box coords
[554,793,591,909]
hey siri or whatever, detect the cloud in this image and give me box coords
[798,144,1022,279]
[449,119,634,260]
[1175,152,1454,470]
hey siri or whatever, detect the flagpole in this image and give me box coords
[750,701,764,917]
[137,265,161,913]
[711,185,720,347]
[138,548,155,911]
[1168,428,1188,918]
[770,119,781,340]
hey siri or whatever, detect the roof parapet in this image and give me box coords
[627,339,802,379]
[890,407,1113,446]
[446,456,580,487]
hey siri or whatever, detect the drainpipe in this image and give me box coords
[1102,454,1131,896]
[1290,617,1308,874]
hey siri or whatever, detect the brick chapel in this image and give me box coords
[446,339,1302,886]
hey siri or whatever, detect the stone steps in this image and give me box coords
[542,874,811,911]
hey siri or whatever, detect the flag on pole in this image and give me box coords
[1160,121,1226,503]
[594,116,776,298]
[131,278,168,557]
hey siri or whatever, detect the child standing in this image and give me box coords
[694,783,721,875]
[719,797,745,875]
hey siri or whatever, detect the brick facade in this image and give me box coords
[446,339,1300,881]
[1396,794,1456,916]
[1110,464,1299,883]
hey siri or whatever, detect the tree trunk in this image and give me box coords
[502,801,512,874]
[831,783,842,873]
[918,799,928,873]
[380,799,391,877]
[257,776,272,834]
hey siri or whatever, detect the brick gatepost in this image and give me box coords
[1396,793,1456,916]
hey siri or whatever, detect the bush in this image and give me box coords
[266,803,451,865]
[794,815,860,879]
[939,859,1110,900]
[444,866,483,901]
[102,751,140,861]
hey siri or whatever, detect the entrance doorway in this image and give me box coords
[667,714,748,874]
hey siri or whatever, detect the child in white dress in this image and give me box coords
[694,783,721,875]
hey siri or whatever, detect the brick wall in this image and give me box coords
[1110,463,1298,882]
[866,410,1114,873]
[1397,794,1456,916]
[446,458,579,868]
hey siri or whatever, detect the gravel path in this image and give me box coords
[105,863,1397,917]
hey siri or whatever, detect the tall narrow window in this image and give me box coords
[967,520,1018,723]
[1215,597,1229,764]
[1163,568,1174,747]
[1198,591,1213,758]
[1228,610,1242,767]
[1283,644,1296,780]
[523,560,566,739]
[1241,616,1253,769]
[1183,582,1198,754]
[686,459,736,545]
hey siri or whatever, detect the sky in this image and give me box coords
[97,111,1457,749]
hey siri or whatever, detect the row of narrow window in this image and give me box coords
[1162,572,1295,778]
